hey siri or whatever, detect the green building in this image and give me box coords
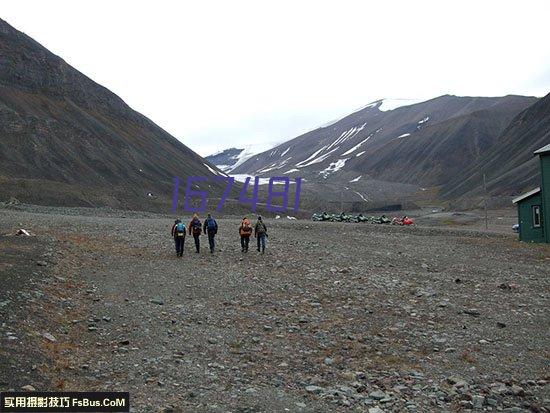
[512,143,550,243]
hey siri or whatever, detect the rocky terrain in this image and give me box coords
[1,204,548,412]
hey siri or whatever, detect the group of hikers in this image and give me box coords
[170,214,268,255]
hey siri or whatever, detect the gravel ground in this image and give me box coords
[0,206,549,413]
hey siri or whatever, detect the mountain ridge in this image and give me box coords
[0,18,223,210]
[229,94,541,207]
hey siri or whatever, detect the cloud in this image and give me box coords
[2,0,550,155]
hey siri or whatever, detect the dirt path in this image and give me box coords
[1,208,549,412]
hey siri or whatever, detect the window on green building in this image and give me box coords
[532,205,541,228]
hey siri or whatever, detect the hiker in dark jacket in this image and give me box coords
[188,214,202,253]
[254,216,267,254]
[239,217,252,252]
[171,219,186,257]
[203,213,218,253]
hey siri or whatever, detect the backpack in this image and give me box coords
[256,222,266,234]
[207,218,217,233]
[175,222,185,237]
[192,219,202,235]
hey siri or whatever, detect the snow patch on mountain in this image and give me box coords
[298,146,341,168]
[350,175,362,182]
[231,174,296,185]
[203,163,227,176]
[342,133,373,156]
[257,163,278,174]
[295,146,327,167]
[353,191,369,202]
[327,123,366,152]
[319,158,348,178]
[225,144,274,172]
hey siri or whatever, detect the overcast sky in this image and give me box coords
[2,0,550,155]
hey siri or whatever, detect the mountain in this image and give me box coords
[205,148,245,172]
[233,95,539,207]
[445,92,550,206]
[205,143,279,173]
[0,18,224,210]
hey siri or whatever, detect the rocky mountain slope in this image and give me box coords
[444,92,550,205]
[0,18,223,210]
[233,95,540,208]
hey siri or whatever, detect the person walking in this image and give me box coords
[239,216,253,252]
[171,219,186,257]
[203,213,218,253]
[254,216,267,254]
[188,214,202,253]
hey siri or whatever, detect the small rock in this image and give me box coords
[305,385,323,394]
[447,376,468,388]
[42,332,57,342]
[150,298,164,305]
[324,357,334,366]
[369,390,387,400]
[36,261,48,267]
[472,395,484,409]
[21,385,35,391]
[510,384,525,396]
[463,308,480,317]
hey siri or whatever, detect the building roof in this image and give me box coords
[512,187,541,204]
[534,143,550,155]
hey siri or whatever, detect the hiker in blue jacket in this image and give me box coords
[171,219,186,257]
[203,213,218,253]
